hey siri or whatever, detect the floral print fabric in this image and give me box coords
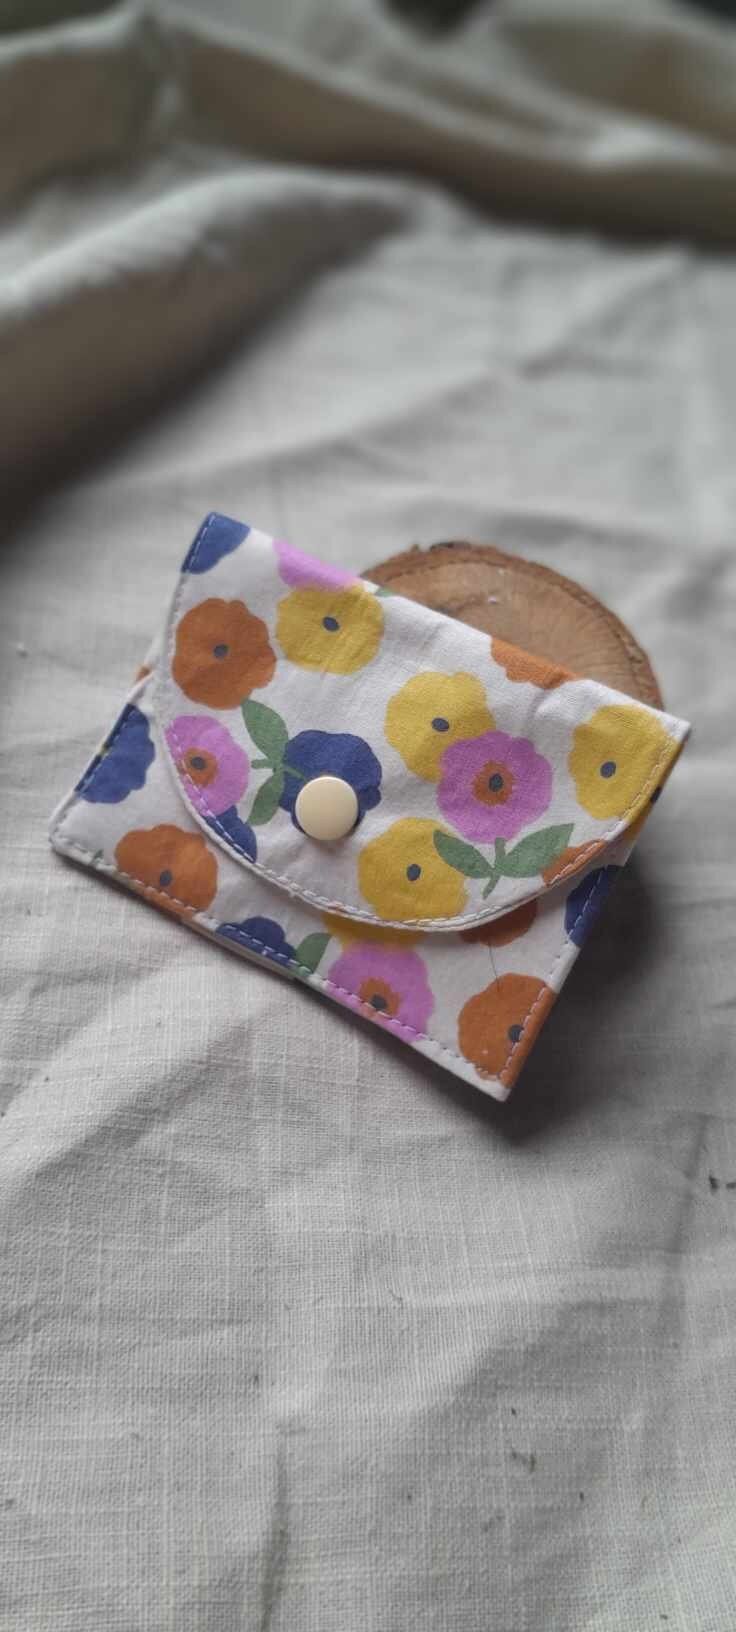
[358,817,469,921]
[385,670,494,780]
[458,974,556,1081]
[173,598,275,708]
[115,823,218,915]
[165,715,249,816]
[276,584,384,675]
[568,703,675,821]
[279,730,382,828]
[436,728,553,843]
[327,942,434,1034]
[78,704,154,804]
[50,511,691,1103]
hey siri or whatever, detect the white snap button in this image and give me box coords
[294,775,359,841]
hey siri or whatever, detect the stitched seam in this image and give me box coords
[51,803,618,1096]
[52,687,621,1091]
[54,517,668,1087]
[168,713,678,924]
[74,706,146,800]
[497,864,612,1087]
[160,535,684,927]
[50,581,654,1093]
[184,511,218,572]
[53,709,479,1068]
[49,828,513,1093]
[53,560,671,1087]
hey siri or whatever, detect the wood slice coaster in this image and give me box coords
[363,541,663,709]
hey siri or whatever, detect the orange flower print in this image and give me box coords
[458,973,555,1084]
[115,824,218,915]
[541,839,607,886]
[491,637,573,690]
[460,899,537,947]
[173,598,275,708]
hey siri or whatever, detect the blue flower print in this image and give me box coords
[78,704,155,804]
[206,805,258,863]
[565,865,620,947]
[217,915,295,966]
[182,512,250,574]
[279,730,382,830]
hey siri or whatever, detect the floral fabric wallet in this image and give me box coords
[50,514,690,1102]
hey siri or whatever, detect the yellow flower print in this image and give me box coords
[276,585,383,675]
[385,671,495,781]
[358,818,467,921]
[569,703,675,821]
[322,912,419,948]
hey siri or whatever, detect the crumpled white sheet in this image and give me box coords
[1,2,735,1628]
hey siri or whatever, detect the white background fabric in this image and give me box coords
[1,2,735,1628]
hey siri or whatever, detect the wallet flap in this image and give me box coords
[153,513,689,934]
